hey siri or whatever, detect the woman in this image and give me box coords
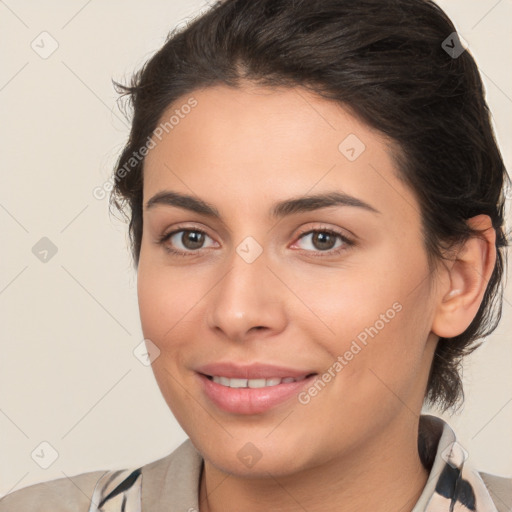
[1,0,510,510]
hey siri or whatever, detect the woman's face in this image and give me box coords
[137,84,441,476]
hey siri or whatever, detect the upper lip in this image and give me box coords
[196,362,317,380]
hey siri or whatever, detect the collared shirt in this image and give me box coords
[1,415,510,511]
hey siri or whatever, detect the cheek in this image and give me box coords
[305,244,433,393]
[137,261,204,345]
[137,264,200,416]
[137,269,170,342]
[361,307,433,416]
[288,257,406,354]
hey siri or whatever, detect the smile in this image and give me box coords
[207,375,310,388]
[198,371,318,414]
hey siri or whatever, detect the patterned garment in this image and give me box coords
[87,415,501,512]
[89,468,142,512]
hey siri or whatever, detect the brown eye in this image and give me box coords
[157,227,216,257]
[292,227,355,258]
[297,230,347,252]
[179,230,206,250]
[310,231,338,251]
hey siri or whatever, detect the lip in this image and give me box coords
[195,362,316,379]
[195,362,318,415]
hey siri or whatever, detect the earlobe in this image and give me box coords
[432,215,496,338]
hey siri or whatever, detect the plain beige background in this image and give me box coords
[1,0,511,497]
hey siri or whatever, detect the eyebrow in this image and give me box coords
[145,190,380,218]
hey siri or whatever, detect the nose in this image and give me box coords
[206,247,287,343]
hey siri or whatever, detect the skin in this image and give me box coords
[137,83,496,512]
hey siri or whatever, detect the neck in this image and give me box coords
[198,415,429,512]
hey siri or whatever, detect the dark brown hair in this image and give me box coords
[109,0,509,411]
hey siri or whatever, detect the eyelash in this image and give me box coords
[156,224,355,258]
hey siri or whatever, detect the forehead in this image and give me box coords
[142,84,420,226]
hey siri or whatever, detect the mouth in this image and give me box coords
[195,364,319,415]
[202,373,317,388]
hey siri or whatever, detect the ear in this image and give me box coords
[431,215,497,338]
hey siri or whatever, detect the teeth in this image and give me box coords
[211,375,304,388]
[219,376,230,386]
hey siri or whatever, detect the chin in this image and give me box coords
[190,432,301,475]
[206,449,304,478]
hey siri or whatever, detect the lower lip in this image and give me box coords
[197,373,317,415]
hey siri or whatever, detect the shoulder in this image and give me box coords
[0,470,108,512]
[479,471,512,512]
[0,439,202,511]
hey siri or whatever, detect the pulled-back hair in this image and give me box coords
[109,0,509,411]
